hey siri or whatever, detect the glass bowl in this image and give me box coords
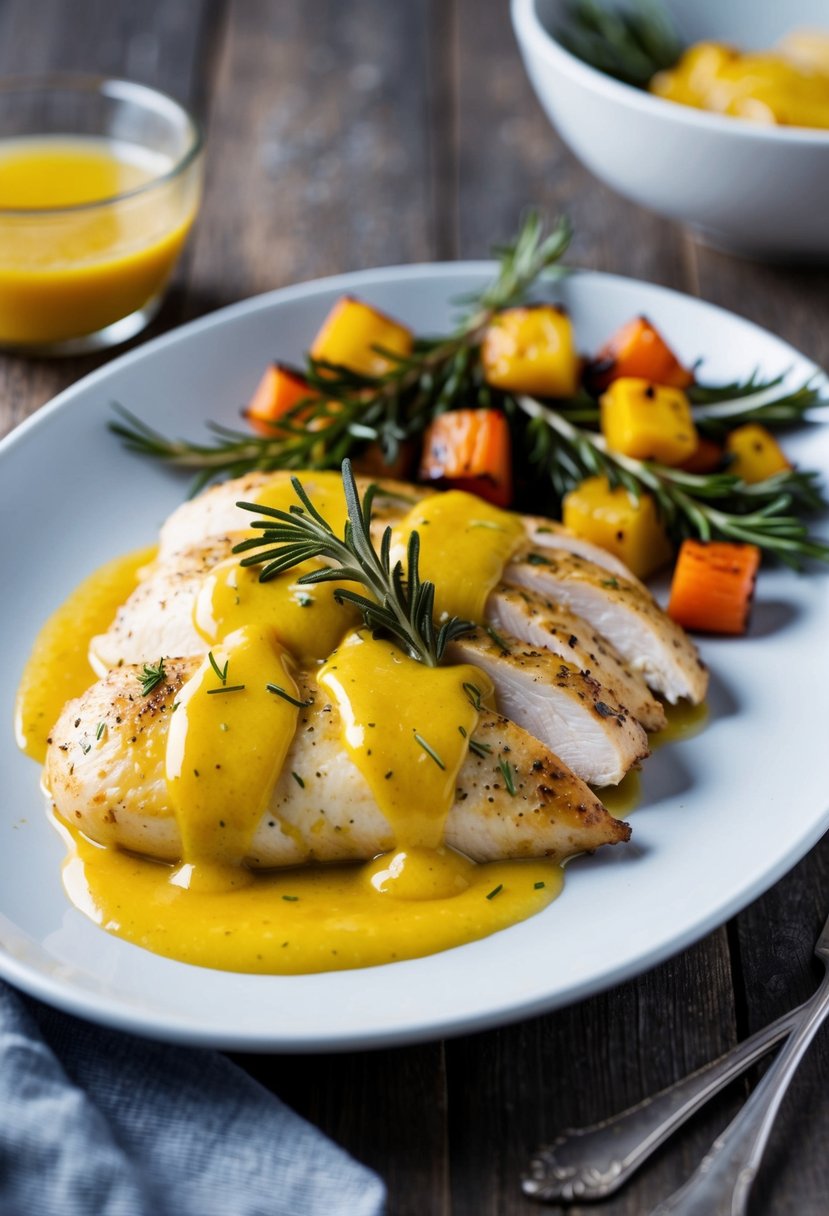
[0,75,204,355]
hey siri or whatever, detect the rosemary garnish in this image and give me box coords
[463,682,483,710]
[292,771,305,788]
[139,658,166,696]
[498,757,517,796]
[414,733,446,770]
[486,884,503,901]
[207,651,229,685]
[235,459,475,666]
[108,213,571,489]
[517,395,829,566]
[469,738,492,759]
[266,685,315,709]
[206,684,246,695]
[558,0,682,89]
[95,721,106,741]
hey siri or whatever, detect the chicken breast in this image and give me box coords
[46,662,630,867]
[157,471,428,561]
[485,584,666,731]
[447,628,648,786]
[504,548,708,704]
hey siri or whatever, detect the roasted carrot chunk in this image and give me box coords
[419,409,512,507]
[588,316,694,392]
[667,539,761,635]
[677,435,724,474]
[244,363,316,436]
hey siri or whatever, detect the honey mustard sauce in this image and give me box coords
[25,486,568,973]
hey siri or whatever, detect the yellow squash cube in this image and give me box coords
[310,296,413,377]
[600,377,697,465]
[562,476,673,579]
[481,305,580,397]
[725,424,790,483]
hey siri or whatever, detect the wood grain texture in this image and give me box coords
[2,1,829,1213]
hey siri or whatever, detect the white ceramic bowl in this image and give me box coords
[511,0,829,261]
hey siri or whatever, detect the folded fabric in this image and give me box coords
[0,983,385,1216]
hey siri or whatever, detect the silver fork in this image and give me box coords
[523,909,829,1211]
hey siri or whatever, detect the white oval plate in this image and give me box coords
[2,265,828,1051]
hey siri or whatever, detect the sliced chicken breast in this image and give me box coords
[485,584,666,732]
[503,548,708,704]
[446,628,648,786]
[46,662,630,868]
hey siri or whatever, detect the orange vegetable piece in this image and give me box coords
[419,409,512,507]
[667,539,761,635]
[678,435,723,474]
[244,363,317,436]
[351,441,414,481]
[590,315,694,392]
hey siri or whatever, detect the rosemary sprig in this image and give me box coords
[551,373,826,433]
[517,395,829,566]
[109,213,571,490]
[233,459,475,666]
[558,0,682,89]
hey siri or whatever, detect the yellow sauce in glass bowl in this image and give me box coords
[0,135,200,348]
[650,32,829,129]
[17,482,577,976]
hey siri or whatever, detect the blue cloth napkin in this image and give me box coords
[0,983,385,1216]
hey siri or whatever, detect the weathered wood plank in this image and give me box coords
[182,0,440,315]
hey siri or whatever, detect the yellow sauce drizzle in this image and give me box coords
[15,546,155,762]
[193,556,357,664]
[165,626,300,884]
[391,491,525,621]
[254,469,351,535]
[318,630,493,849]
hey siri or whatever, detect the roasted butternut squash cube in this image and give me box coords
[481,305,580,397]
[725,424,791,483]
[244,363,317,436]
[600,378,697,465]
[310,296,413,377]
[562,476,673,579]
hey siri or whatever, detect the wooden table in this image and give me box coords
[2,2,828,1212]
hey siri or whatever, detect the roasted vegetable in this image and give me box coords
[600,377,697,465]
[725,423,791,484]
[667,539,761,635]
[310,295,413,377]
[677,435,724,474]
[481,305,580,397]
[562,475,672,578]
[588,315,693,392]
[419,408,512,506]
[244,363,316,436]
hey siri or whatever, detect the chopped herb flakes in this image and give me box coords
[486,884,503,900]
[266,684,314,708]
[601,577,620,589]
[207,651,229,685]
[282,895,299,902]
[292,771,305,788]
[534,881,546,890]
[469,738,492,759]
[206,684,246,695]
[95,722,106,741]
[526,552,551,566]
[463,682,482,710]
[414,732,446,770]
[498,757,517,796]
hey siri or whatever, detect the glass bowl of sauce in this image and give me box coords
[0,75,203,354]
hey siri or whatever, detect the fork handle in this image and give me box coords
[522,1003,802,1203]
[650,969,829,1215]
